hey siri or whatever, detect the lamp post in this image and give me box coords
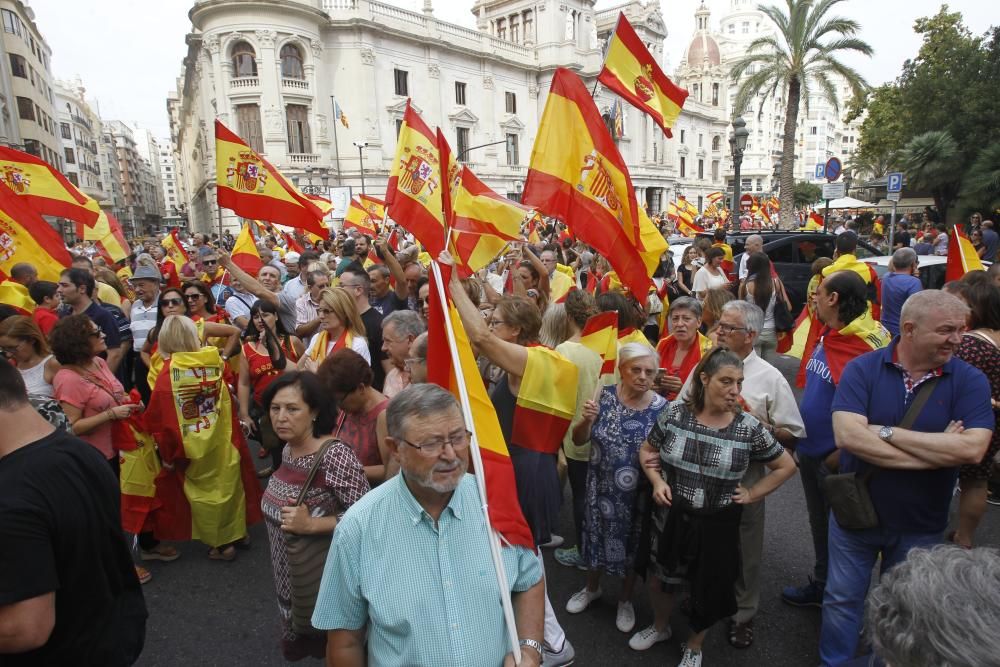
[353,141,369,195]
[729,116,749,229]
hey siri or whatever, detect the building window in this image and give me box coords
[455,81,466,105]
[285,104,311,154]
[712,83,719,106]
[698,159,704,179]
[2,9,21,36]
[280,43,304,79]
[231,42,257,78]
[395,119,403,137]
[506,133,519,166]
[712,160,720,180]
[507,192,521,203]
[711,136,720,151]
[496,18,506,40]
[64,148,75,164]
[456,127,470,162]
[680,129,685,144]
[728,23,735,34]
[697,196,704,212]
[23,139,39,156]
[698,134,703,148]
[235,104,263,153]
[8,53,25,78]
[742,21,749,33]
[810,126,817,135]
[505,91,517,114]
[511,15,520,43]
[16,97,34,121]
[60,122,71,139]
[394,69,409,96]
[65,172,79,186]
[679,157,686,178]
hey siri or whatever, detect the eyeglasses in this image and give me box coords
[184,293,203,301]
[400,429,472,457]
[88,330,106,338]
[0,340,25,356]
[717,324,749,334]
[162,297,184,307]
[403,356,425,368]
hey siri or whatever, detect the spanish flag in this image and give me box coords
[819,309,892,383]
[513,346,579,454]
[344,194,385,238]
[707,191,725,205]
[597,12,689,138]
[117,391,162,535]
[282,230,305,254]
[81,209,131,264]
[0,181,72,283]
[523,68,652,298]
[0,145,99,225]
[449,167,528,275]
[804,211,824,231]
[215,120,329,238]
[0,281,35,314]
[426,264,534,550]
[161,228,189,277]
[579,311,619,383]
[232,222,263,276]
[946,226,984,282]
[145,347,262,546]
[386,101,447,257]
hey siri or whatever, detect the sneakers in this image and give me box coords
[554,545,586,570]
[542,639,575,666]
[781,577,825,608]
[616,601,636,633]
[987,485,1000,506]
[540,534,565,549]
[678,646,703,667]
[628,624,672,651]
[565,586,602,613]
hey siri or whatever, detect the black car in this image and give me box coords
[698,231,885,316]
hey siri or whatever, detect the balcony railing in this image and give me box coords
[288,153,319,164]
[282,78,309,91]
[230,77,259,90]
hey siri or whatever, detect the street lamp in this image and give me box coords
[353,140,369,195]
[729,116,749,227]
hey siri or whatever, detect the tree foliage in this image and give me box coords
[960,143,1000,213]
[899,131,963,223]
[794,181,822,207]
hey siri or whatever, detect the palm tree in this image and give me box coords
[899,131,964,224]
[845,151,895,183]
[730,0,873,227]
[960,143,1000,214]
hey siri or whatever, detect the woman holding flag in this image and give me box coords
[298,287,369,372]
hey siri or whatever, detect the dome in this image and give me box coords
[687,33,721,66]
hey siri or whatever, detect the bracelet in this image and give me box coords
[518,638,543,659]
[107,409,115,421]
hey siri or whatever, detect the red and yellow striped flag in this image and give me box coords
[81,209,131,263]
[232,222,263,276]
[0,181,72,283]
[513,346,579,454]
[426,265,534,550]
[344,194,385,238]
[386,101,447,257]
[215,120,328,238]
[804,211,824,230]
[579,311,619,383]
[449,167,529,275]
[946,226,984,282]
[161,228,189,276]
[523,67,653,297]
[0,281,35,314]
[0,145,99,226]
[597,12,689,138]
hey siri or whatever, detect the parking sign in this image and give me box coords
[887,172,903,193]
[815,164,825,179]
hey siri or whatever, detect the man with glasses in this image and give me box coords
[294,269,330,344]
[340,263,386,391]
[381,310,426,399]
[57,268,123,373]
[406,332,428,385]
[198,252,226,302]
[314,384,544,667]
[128,265,161,404]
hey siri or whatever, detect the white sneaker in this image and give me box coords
[540,534,565,548]
[543,639,575,666]
[565,586,602,614]
[616,600,636,633]
[628,624,672,651]
[678,647,703,667]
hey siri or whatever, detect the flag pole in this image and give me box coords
[331,97,343,186]
[430,261,523,664]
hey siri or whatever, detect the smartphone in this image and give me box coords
[656,368,668,383]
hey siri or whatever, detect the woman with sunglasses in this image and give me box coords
[0,315,60,398]
[238,300,304,475]
[298,287,368,372]
[182,280,228,324]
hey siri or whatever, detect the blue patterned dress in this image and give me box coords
[581,385,667,577]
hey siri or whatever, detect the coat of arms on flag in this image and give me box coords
[226,154,268,194]
[1,165,29,193]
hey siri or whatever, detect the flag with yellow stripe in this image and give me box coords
[344,194,385,238]
[513,346,579,454]
[946,226,984,282]
[579,312,619,383]
[0,145,99,226]
[0,181,72,283]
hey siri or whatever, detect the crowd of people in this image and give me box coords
[2,213,1000,667]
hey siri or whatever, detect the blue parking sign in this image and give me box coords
[887,172,903,192]
[815,164,825,179]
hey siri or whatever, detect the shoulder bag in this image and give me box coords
[822,377,939,531]
[772,278,795,334]
[286,438,338,636]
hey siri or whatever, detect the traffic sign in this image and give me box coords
[825,157,842,182]
[815,164,825,179]
[887,172,903,193]
[822,182,846,200]
[887,191,901,202]
[740,193,754,212]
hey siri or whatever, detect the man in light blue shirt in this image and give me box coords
[313,384,544,667]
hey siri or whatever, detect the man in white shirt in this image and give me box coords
[219,277,259,330]
[294,269,329,344]
[738,234,764,282]
[128,265,160,403]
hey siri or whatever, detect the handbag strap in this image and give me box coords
[861,375,940,481]
[293,439,338,506]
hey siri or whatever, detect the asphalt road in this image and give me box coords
[135,354,1000,666]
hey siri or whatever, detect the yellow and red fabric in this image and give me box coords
[523,68,652,297]
[117,391,162,535]
[344,194,386,239]
[822,254,882,319]
[449,166,529,276]
[425,265,534,550]
[282,231,306,254]
[655,332,713,400]
[215,120,328,238]
[0,280,34,314]
[946,226,984,282]
[0,181,72,283]
[597,12,689,138]
[232,222,264,276]
[512,346,578,455]
[579,311,619,383]
[161,228,189,279]
[804,211,824,230]
[0,145,99,226]
[822,309,891,383]
[618,326,654,349]
[308,328,353,364]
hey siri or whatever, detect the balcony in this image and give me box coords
[71,114,92,131]
[230,77,259,92]
[282,78,308,92]
[288,153,319,164]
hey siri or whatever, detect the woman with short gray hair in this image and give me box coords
[655,297,712,400]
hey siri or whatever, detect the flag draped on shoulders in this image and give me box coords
[597,12,689,137]
[513,346,579,454]
[232,222,263,275]
[144,347,262,546]
[0,280,34,314]
[0,181,72,282]
[523,67,654,297]
[344,194,385,238]
[425,265,534,550]
[215,120,329,238]
[946,226,984,282]
[819,309,892,383]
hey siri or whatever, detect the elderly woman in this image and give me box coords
[565,343,667,634]
[630,347,796,663]
[655,297,713,401]
[691,247,729,300]
[316,348,390,485]
[260,371,369,662]
[0,315,59,397]
[299,287,368,371]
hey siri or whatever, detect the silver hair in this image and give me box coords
[539,303,570,348]
[746,234,763,247]
[721,300,764,335]
[386,383,462,441]
[900,289,969,328]
[865,545,1000,667]
[367,264,391,279]
[383,309,426,338]
[619,342,656,366]
[891,247,917,270]
[668,295,703,320]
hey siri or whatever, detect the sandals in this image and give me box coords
[140,544,180,562]
[208,545,237,561]
[135,565,152,585]
[729,619,754,649]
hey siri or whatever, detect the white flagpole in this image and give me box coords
[430,261,522,664]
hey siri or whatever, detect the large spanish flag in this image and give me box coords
[344,194,385,238]
[597,12,689,138]
[0,181,72,282]
[145,347,262,546]
[580,311,619,383]
[523,68,652,297]
[81,209,131,264]
[820,309,891,383]
[946,226,984,282]
[231,222,263,276]
[386,101,447,257]
[450,167,530,275]
[0,145,99,225]
[426,264,534,550]
[215,120,328,238]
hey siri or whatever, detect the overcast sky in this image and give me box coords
[29,0,996,140]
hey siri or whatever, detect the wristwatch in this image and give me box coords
[878,426,894,442]
[518,638,543,659]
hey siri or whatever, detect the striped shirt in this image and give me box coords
[312,473,542,666]
[129,297,159,350]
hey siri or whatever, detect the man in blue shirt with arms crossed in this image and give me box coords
[313,384,545,667]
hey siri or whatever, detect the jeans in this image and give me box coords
[566,458,588,548]
[819,516,941,666]
[799,452,832,584]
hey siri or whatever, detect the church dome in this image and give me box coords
[687,32,721,66]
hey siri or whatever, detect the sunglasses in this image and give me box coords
[162,297,184,307]
[203,260,218,266]
[184,293,204,301]
[88,330,105,338]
